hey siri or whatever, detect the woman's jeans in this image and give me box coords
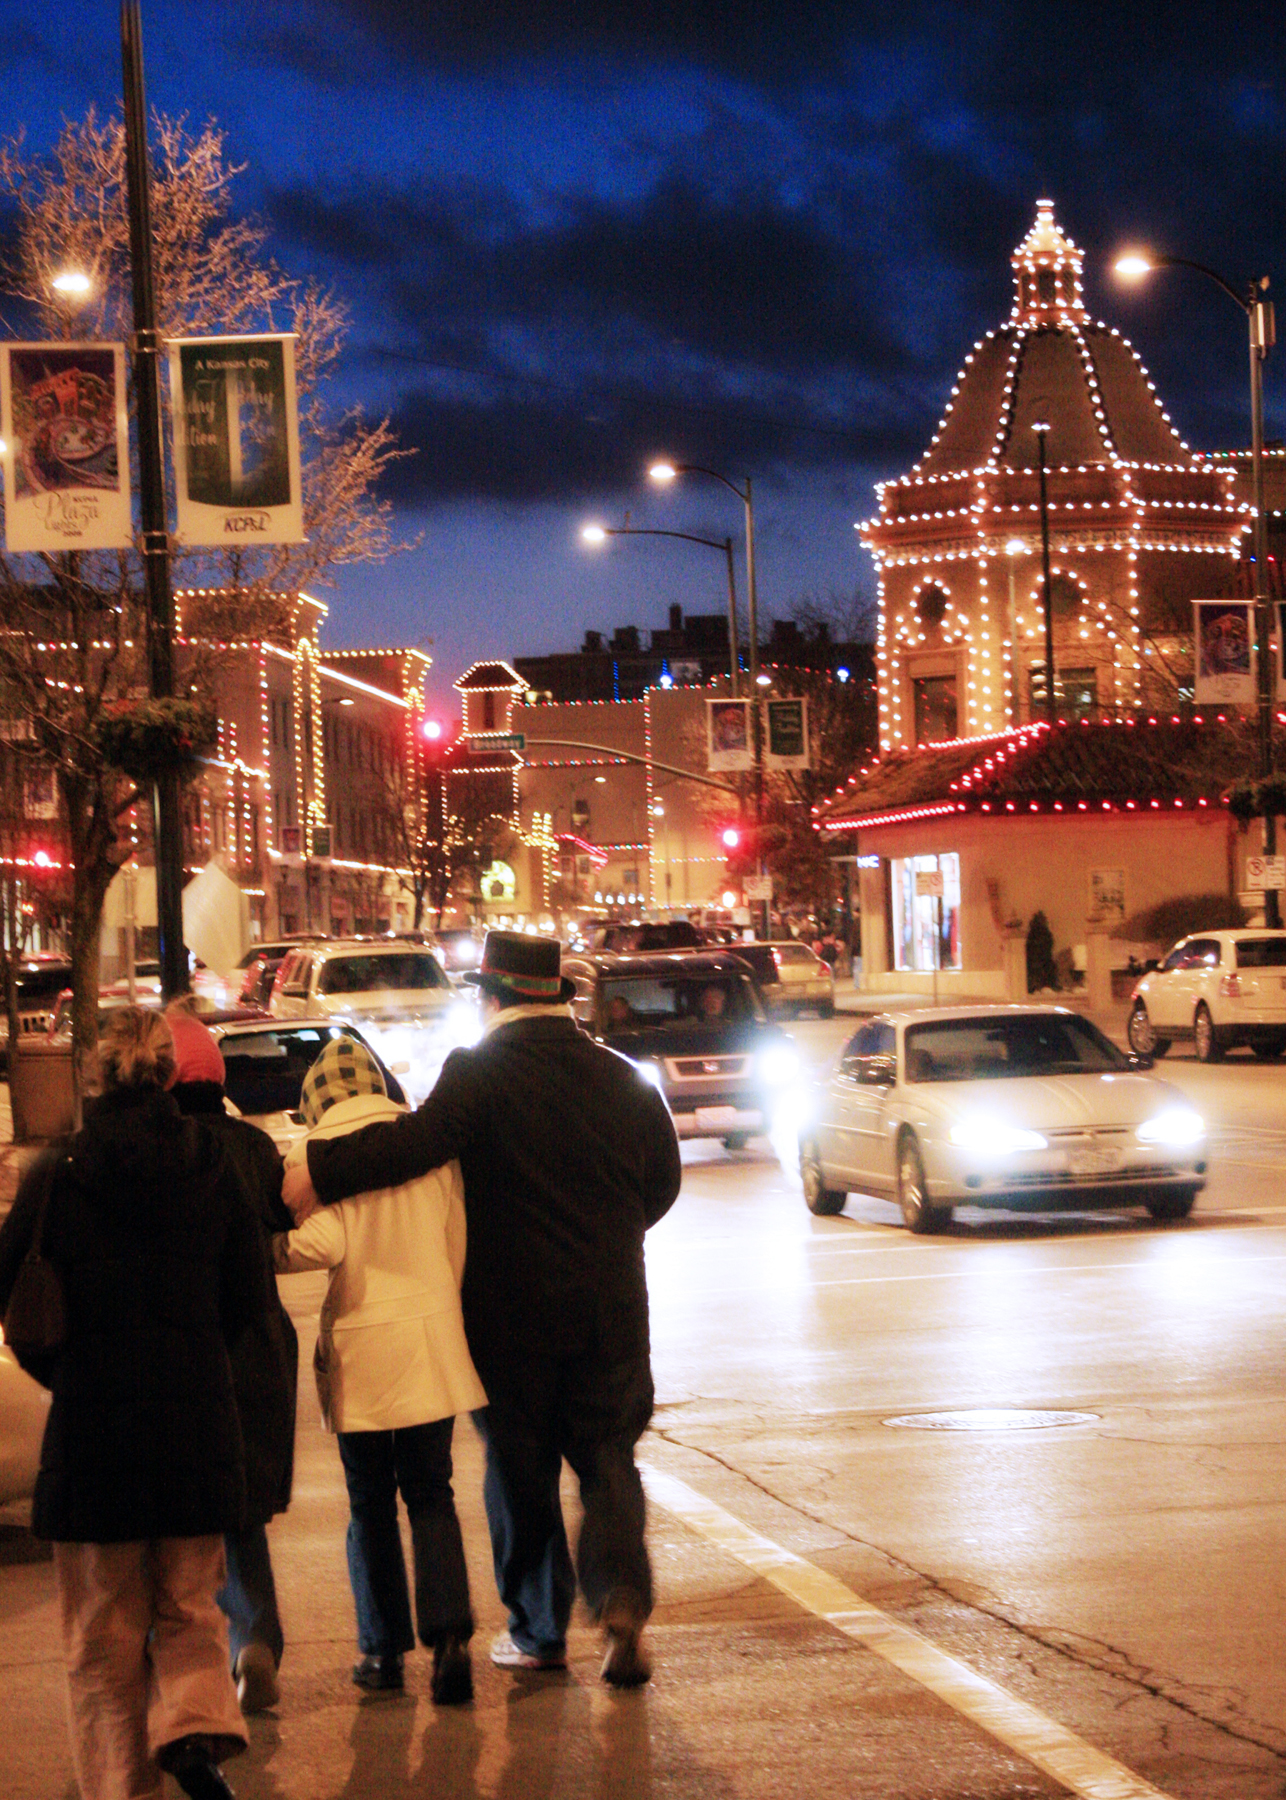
[336,1417,472,1656]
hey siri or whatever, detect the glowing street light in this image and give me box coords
[580,523,608,545]
[1113,244,1278,921]
[51,269,92,298]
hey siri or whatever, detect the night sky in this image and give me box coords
[2,2,1282,710]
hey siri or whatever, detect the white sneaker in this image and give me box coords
[489,1630,566,1670]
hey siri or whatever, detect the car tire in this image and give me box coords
[1251,1038,1285,1061]
[1145,1187,1197,1222]
[800,1141,846,1215]
[817,1001,835,1019]
[896,1133,952,1234]
[1193,1004,1223,1064]
[722,1132,749,1152]
[1127,1003,1169,1058]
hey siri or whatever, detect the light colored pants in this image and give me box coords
[54,1537,248,1800]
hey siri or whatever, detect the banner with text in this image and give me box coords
[0,342,132,551]
[1193,599,1254,705]
[765,696,810,769]
[169,334,304,545]
[707,698,753,771]
[1279,603,1286,702]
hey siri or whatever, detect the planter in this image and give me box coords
[93,698,217,783]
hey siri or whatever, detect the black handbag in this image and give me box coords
[3,1153,67,1358]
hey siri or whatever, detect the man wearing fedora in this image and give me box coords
[283,930,681,1686]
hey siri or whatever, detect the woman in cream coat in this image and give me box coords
[276,1036,485,1704]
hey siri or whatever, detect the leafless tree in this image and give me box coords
[0,111,412,1075]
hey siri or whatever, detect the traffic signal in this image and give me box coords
[421,717,444,743]
[721,826,740,850]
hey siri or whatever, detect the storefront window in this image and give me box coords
[892,853,961,972]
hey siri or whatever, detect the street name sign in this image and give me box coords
[472,732,525,751]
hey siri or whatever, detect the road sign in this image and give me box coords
[915,870,945,898]
[472,732,525,751]
[1245,855,1286,891]
[744,875,773,901]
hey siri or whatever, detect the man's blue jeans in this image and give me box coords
[473,1349,653,1658]
[336,1418,473,1656]
[219,1524,284,1668]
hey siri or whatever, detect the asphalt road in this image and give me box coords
[1,1020,1284,1800]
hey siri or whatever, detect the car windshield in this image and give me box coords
[17,966,73,1002]
[317,952,448,995]
[220,1024,390,1114]
[903,1014,1127,1082]
[601,973,760,1033]
[1235,937,1286,968]
[776,945,819,966]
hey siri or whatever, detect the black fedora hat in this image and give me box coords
[464,929,576,1003]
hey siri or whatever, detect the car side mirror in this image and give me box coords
[858,1059,895,1087]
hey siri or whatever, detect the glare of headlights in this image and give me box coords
[948,1119,1048,1155]
[757,1045,801,1085]
[1136,1108,1204,1147]
[633,1059,664,1091]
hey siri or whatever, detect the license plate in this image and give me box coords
[696,1106,741,1130]
[1068,1147,1123,1176]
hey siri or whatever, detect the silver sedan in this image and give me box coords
[798,1007,1208,1232]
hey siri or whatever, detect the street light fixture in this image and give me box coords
[580,521,742,695]
[1031,422,1056,724]
[1114,247,1278,923]
[51,270,92,298]
[648,459,767,932]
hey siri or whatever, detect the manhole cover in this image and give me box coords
[883,1409,1099,1431]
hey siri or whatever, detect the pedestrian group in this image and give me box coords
[0,930,682,1800]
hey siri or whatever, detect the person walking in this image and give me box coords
[275,1034,485,1703]
[167,1001,298,1717]
[282,931,682,1687]
[0,1006,269,1800]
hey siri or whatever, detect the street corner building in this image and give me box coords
[818,201,1280,1003]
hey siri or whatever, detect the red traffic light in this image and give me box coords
[721,827,741,850]
[421,717,444,742]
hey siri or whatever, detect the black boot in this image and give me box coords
[352,1652,404,1691]
[431,1635,473,1705]
[158,1735,236,1800]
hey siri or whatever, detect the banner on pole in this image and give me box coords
[765,696,810,769]
[1278,602,1286,702]
[707,699,753,771]
[169,334,305,545]
[1193,599,1254,705]
[0,343,132,551]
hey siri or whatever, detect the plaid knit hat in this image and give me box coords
[299,1034,386,1128]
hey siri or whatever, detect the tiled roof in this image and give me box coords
[814,716,1256,833]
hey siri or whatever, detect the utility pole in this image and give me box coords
[121,0,187,997]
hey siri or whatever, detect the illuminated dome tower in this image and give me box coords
[861,201,1246,750]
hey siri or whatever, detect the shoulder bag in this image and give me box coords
[3,1153,67,1358]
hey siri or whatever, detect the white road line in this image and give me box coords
[641,1464,1178,1800]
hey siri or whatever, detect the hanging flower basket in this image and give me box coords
[94,697,217,782]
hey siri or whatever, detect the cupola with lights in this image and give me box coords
[860,201,1245,751]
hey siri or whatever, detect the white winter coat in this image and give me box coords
[277,1093,487,1434]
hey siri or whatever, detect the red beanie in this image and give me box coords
[166,1007,226,1087]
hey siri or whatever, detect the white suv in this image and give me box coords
[269,939,477,1101]
[1126,929,1286,1063]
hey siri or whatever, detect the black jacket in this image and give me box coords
[173,1081,298,1524]
[307,1013,681,1370]
[0,1086,270,1543]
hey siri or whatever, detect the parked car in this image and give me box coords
[46,993,267,1041]
[0,1340,50,1505]
[1126,929,1286,1062]
[561,949,800,1148]
[210,1017,409,1155]
[730,941,835,1018]
[0,957,73,1070]
[799,1006,1207,1232]
[101,957,233,1010]
[268,939,476,1104]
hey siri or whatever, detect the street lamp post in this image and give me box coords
[121,0,186,999]
[649,461,768,934]
[1115,249,1278,924]
[1031,423,1056,725]
[1005,538,1026,723]
[580,524,741,693]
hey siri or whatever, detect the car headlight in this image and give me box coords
[1136,1107,1204,1147]
[948,1119,1048,1155]
[757,1044,801,1086]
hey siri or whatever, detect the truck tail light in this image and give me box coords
[1219,974,1242,998]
